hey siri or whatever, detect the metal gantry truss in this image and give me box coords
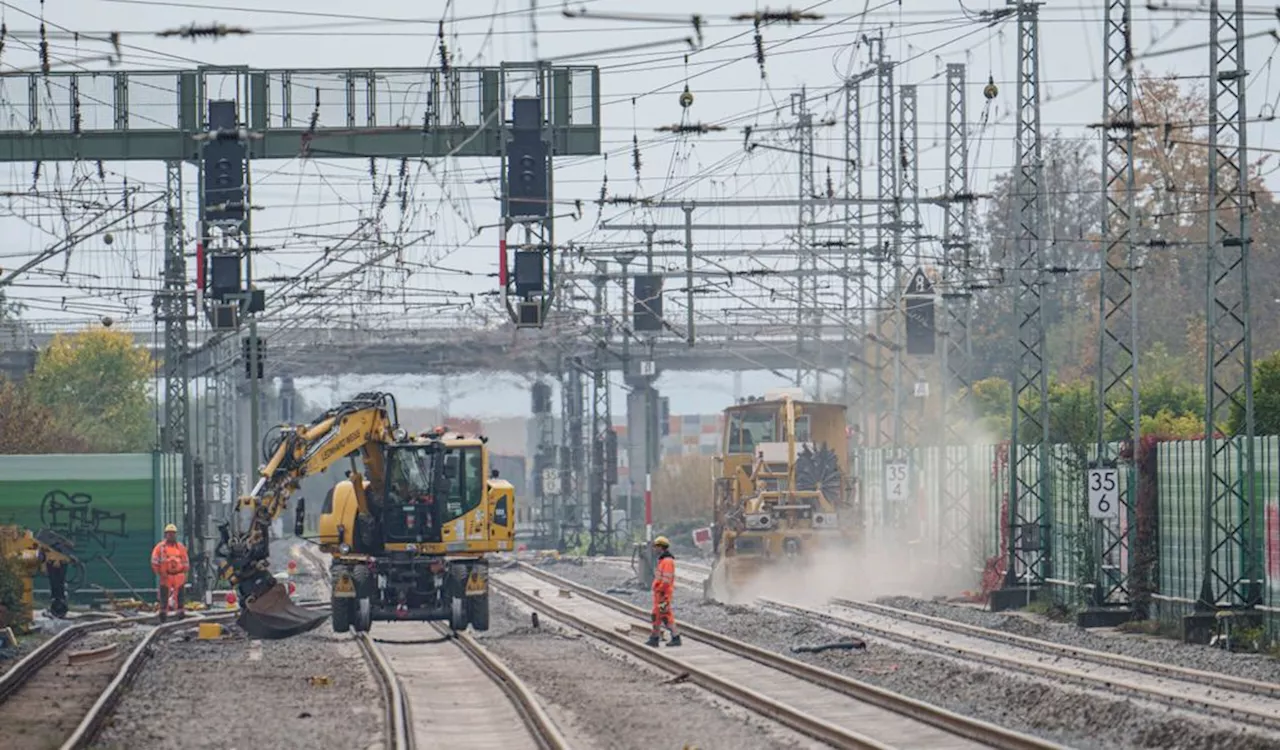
[1094,0,1140,608]
[940,63,975,571]
[1005,0,1052,592]
[1201,0,1260,610]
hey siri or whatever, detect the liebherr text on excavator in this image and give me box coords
[215,391,516,639]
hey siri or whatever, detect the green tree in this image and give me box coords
[27,327,154,452]
[1229,350,1280,436]
[0,378,91,453]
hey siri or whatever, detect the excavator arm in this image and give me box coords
[215,391,401,639]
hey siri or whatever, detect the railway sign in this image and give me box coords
[541,468,561,494]
[884,459,909,503]
[1087,467,1120,519]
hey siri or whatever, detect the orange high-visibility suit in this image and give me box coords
[151,538,189,617]
[651,549,678,638]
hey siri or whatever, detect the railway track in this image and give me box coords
[495,562,1064,750]
[297,546,565,750]
[0,609,249,750]
[759,596,1280,736]
[598,554,1280,736]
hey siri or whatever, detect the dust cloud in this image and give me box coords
[708,423,1000,609]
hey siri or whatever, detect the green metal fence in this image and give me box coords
[859,437,1278,637]
[0,451,179,603]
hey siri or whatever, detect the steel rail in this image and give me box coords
[304,544,555,750]
[59,610,241,750]
[490,576,892,750]
[355,633,414,750]
[830,596,1280,698]
[430,622,572,750]
[300,544,413,750]
[761,598,1280,733]
[0,613,156,704]
[503,563,1063,750]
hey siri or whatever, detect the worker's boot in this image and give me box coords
[645,634,660,647]
[667,634,683,647]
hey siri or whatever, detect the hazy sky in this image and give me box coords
[0,1,1271,418]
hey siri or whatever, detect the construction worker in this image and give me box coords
[646,536,682,647]
[151,523,189,622]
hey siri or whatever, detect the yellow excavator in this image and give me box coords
[216,391,516,639]
[704,389,858,601]
[0,526,77,627]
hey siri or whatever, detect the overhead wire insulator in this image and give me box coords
[753,20,766,79]
[38,23,49,74]
[983,74,998,100]
[31,161,40,190]
[437,21,451,74]
[654,123,725,134]
[632,134,642,181]
[679,84,694,109]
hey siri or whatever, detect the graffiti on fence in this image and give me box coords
[39,489,129,558]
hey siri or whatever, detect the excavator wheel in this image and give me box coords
[331,596,353,633]
[354,597,372,633]
[468,594,490,632]
[351,566,373,633]
[449,596,467,631]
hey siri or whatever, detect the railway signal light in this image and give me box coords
[506,97,547,220]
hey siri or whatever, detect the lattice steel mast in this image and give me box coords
[588,264,615,556]
[996,0,1051,606]
[1199,0,1260,615]
[842,73,866,430]
[794,89,820,397]
[1093,0,1139,612]
[896,83,922,452]
[873,37,898,452]
[940,63,975,571]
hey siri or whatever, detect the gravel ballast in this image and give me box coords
[544,559,1280,750]
[481,588,824,750]
[91,538,383,750]
[876,595,1280,684]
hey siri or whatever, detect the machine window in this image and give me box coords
[387,447,434,502]
[794,415,811,443]
[727,409,778,454]
[443,447,485,520]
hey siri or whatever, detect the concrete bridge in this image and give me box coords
[4,319,856,377]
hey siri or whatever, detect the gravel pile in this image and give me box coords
[543,559,1280,750]
[876,595,1280,684]
[92,538,383,750]
[482,589,824,750]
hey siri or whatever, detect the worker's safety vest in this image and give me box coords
[152,541,189,576]
[654,552,675,592]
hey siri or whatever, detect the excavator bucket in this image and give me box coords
[236,582,327,640]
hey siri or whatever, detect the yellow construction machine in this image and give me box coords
[704,388,857,600]
[216,391,516,639]
[0,526,77,627]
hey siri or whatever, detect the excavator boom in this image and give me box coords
[215,391,400,639]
